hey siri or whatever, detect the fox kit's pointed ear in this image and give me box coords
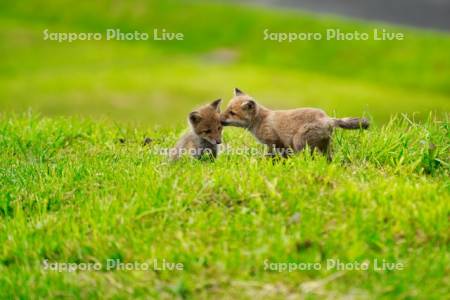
[210,98,222,112]
[234,88,245,96]
[241,100,256,111]
[189,111,202,125]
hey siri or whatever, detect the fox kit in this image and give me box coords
[170,99,223,160]
[221,88,369,159]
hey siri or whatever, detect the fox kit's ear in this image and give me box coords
[189,111,202,125]
[210,98,222,112]
[234,88,245,96]
[241,100,256,111]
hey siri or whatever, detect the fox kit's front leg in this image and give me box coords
[265,144,292,158]
[265,144,276,158]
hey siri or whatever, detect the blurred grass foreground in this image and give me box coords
[0,0,449,125]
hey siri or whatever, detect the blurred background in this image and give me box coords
[0,0,449,125]
[241,0,450,31]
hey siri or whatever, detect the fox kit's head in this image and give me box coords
[189,99,223,145]
[221,88,257,128]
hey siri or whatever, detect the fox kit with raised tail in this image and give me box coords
[170,99,223,160]
[221,88,369,159]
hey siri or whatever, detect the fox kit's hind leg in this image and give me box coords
[319,138,332,161]
[293,123,332,159]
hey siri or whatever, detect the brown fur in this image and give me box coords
[170,99,223,160]
[221,88,369,159]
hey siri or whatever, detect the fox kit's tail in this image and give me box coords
[332,117,369,130]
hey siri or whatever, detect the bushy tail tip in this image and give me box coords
[333,117,369,129]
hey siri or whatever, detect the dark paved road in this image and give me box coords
[241,0,450,31]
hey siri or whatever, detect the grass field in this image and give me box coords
[0,0,449,299]
[0,113,448,298]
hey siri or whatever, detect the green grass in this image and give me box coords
[0,113,448,298]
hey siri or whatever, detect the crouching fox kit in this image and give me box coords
[170,99,223,160]
[221,88,369,159]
